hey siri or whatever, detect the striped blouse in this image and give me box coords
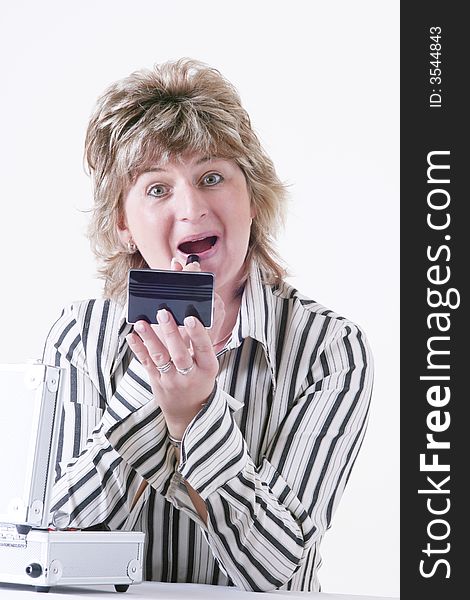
[42,264,373,592]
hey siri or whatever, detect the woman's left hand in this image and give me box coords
[126,302,219,441]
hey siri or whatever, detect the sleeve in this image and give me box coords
[106,320,373,591]
[181,322,373,590]
[43,303,175,530]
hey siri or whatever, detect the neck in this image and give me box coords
[213,282,244,352]
[215,261,250,346]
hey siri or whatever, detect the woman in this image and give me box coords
[43,58,373,592]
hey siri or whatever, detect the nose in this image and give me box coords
[176,185,209,222]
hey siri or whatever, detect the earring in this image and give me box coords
[127,239,137,254]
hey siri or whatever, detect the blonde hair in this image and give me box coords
[85,58,288,302]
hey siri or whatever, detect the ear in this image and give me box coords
[116,212,131,247]
[250,199,257,220]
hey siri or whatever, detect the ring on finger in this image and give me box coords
[175,362,194,376]
[156,360,173,374]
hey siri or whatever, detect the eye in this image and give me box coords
[201,172,223,186]
[147,184,168,198]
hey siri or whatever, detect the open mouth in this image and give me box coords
[178,235,218,255]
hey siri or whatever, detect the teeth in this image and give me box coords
[178,235,217,250]
[185,235,214,243]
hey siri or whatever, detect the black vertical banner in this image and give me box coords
[401,3,466,599]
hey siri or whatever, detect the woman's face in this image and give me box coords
[118,153,254,298]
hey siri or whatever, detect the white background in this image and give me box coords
[0,1,399,597]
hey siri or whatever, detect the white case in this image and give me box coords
[0,363,145,593]
[0,528,144,592]
[0,363,62,528]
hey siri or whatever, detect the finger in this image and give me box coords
[183,261,201,272]
[184,316,218,372]
[150,321,191,351]
[171,257,184,271]
[178,326,191,349]
[184,254,201,271]
[126,332,162,381]
[133,320,172,369]
[156,309,193,370]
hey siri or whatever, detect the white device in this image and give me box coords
[0,363,145,593]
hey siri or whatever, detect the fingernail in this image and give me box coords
[186,254,200,265]
[157,309,169,323]
[134,322,145,333]
[184,316,196,328]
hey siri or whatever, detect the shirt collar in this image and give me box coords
[229,262,278,385]
[115,304,134,367]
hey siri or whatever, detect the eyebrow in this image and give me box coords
[140,156,218,175]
